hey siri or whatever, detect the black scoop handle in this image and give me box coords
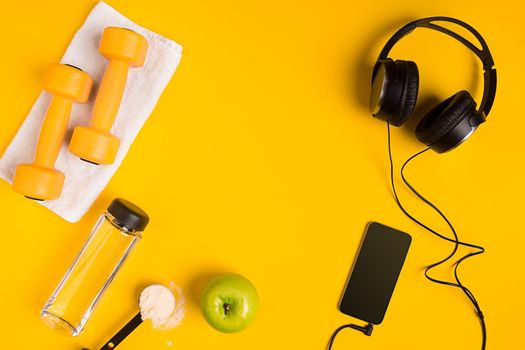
[99,312,143,350]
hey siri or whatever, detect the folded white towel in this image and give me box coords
[0,2,182,222]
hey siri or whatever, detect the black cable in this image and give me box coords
[386,122,486,349]
[327,325,354,350]
[327,323,373,350]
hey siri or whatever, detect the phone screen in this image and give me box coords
[339,222,411,324]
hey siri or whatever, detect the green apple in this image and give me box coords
[200,273,259,333]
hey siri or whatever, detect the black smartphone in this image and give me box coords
[339,222,411,325]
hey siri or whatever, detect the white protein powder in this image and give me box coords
[139,283,185,330]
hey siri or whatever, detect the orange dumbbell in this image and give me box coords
[13,64,93,200]
[69,27,148,165]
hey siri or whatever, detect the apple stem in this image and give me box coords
[223,303,231,315]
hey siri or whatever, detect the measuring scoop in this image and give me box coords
[99,284,177,350]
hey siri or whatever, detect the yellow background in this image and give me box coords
[0,0,523,349]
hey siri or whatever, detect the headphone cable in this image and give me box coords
[327,323,374,350]
[386,122,486,350]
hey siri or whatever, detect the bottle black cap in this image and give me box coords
[107,198,149,232]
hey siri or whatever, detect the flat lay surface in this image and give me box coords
[0,0,523,349]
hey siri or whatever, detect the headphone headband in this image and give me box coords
[374,17,497,116]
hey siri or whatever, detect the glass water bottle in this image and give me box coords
[41,198,149,336]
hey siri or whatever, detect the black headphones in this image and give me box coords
[369,17,497,153]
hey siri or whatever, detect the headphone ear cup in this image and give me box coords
[370,59,419,126]
[415,90,476,146]
[389,60,419,126]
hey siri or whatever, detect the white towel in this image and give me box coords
[0,2,182,222]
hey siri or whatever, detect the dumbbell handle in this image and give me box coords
[34,96,71,168]
[91,59,128,131]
